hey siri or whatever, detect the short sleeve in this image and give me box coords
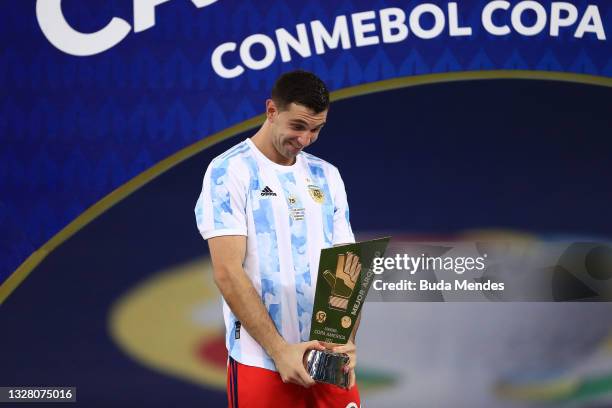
[195,158,248,240]
[330,166,355,245]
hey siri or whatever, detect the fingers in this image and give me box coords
[344,357,356,371]
[277,341,330,388]
[350,253,360,272]
[344,252,361,282]
[282,365,315,387]
[322,270,336,287]
[344,252,357,275]
[304,340,326,351]
[350,262,361,282]
[348,369,356,389]
[280,342,319,388]
[320,341,337,350]
[332,342,356,354]
[298,342,319,387]
[342,355,356,371]
[335,253,347,276]
[333,342,357,377]
[297,366,316,387]
[281,367,315,388]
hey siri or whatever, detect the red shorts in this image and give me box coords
[227,357,361,408]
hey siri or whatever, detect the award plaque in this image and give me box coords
[305,237,390,388]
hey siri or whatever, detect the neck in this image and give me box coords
[251,121,295,166]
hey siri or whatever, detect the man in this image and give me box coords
[195,70,360,407]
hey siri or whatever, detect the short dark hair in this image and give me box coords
[271,70,330,114]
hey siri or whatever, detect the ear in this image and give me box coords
[266,99,278,122]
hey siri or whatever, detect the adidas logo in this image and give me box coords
[261,186,277,197]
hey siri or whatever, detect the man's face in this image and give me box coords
[269,102,327,161]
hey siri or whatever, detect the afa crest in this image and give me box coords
[308,185,325,204]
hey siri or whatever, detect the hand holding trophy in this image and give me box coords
[305,238,390,388]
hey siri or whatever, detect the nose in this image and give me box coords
[296,133,311,147]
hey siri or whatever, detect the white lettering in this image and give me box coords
[372,257,384,274]
[133,0,172,33]
[190,0,219,7]
[550,2,578,37]
[311,16,351,54]
[448,2,472,36]
[211,42,244,79]
[511,1,547,36]
[575,5,606,40]
[352,11,379,47]
[36,0,131,57]
[409,3,445,39]
[409,256,421,274]
[482,1,511,36]
[275,24,311,63]
[379,8,408,43]
[239,34,276,70]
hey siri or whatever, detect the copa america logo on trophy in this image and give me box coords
[305,237,390,388]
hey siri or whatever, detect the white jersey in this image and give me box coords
[195,138,354,370]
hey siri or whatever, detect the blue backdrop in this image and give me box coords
[1,2,612,406]
[1,0,610,290]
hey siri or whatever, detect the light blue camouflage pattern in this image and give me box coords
[277,171,312,342]
[306,159,334,247]
[242,155,283,338]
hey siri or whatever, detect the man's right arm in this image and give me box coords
[207,235,324,387]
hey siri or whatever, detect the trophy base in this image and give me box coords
[305,349,350,389]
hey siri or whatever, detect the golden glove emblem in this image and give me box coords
[322,252,361,311]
